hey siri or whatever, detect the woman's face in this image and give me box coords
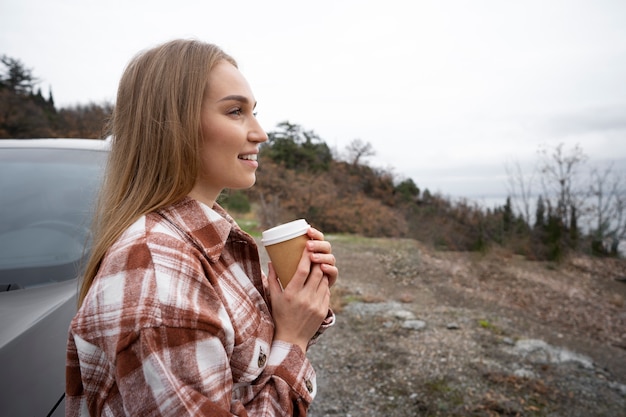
[191,60,268,206]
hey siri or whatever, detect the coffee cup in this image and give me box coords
[261,219,311,288]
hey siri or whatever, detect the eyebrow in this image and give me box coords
[218,94,257,108]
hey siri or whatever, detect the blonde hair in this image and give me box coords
[79,39,236,306]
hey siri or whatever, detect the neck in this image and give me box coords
[187,184,220,208]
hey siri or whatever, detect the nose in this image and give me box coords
[248,117,268,144]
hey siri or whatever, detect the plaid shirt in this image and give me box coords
[66,198,333,416]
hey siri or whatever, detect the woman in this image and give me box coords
[66,39,337,416]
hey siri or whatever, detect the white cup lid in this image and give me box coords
[261,219,310,246]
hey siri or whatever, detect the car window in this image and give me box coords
[0,147,106,289]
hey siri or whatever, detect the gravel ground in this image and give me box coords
[265,236,626,417]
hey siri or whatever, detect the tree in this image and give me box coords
[0,55,38,94]
[57,102,112,138]
[263,121,332,172]
[534,195,546,229]
[545,201,565,261]
[502,196,514,233]
[0,54,58,138]
[0,89,53,138]
[345,138,375,166]
[394,177,420,203]
[588,163,626,255]
[505,158,535,225]
[537,142,587,248]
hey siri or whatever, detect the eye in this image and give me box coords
[228,108,243,116]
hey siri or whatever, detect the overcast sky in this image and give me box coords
[2,0,625,201]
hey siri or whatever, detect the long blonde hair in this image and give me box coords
[79,39,237,306]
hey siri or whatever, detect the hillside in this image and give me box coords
[257,236,626,416]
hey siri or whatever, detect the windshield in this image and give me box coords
[0,147,106,289]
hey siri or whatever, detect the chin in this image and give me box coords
[233,177,257,190]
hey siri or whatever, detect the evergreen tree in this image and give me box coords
[534,195,546,229]
[394,178,420,203]
[263,121,332,172]
[47,87,55,108]
[0,55,37,94]
[569,204,579,245]
[544,202,564,261]
[502,196,513,233]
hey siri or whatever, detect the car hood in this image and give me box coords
[0,279,77,349]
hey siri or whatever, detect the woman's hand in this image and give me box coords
[268,227,337,353]
[305,227,338,288]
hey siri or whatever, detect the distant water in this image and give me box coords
[453,194,516,210]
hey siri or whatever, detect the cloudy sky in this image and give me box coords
[2,0,625,201]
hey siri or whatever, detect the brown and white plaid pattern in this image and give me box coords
[66,198,333,416]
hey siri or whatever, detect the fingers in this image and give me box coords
[311,252,335,266]
[308,264,327,291]
[267,262,283,294]
[307,240,334,269]
[304,229,337,288]
[307,239,332,254]
[306,227,324,241]
[321,263,338,288]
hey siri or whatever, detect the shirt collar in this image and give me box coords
[157,196,242,263]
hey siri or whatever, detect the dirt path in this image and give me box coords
[281,236,626,416]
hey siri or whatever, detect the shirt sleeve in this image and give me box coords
[308,309,336,349]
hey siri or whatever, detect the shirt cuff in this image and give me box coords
[269,340,317,401]
[308,308,335,348]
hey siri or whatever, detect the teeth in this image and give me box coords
[239,154,257,161]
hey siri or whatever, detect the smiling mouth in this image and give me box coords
[238,154,258,161]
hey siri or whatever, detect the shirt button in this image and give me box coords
[305,379,313,393]
[258,352,267,368]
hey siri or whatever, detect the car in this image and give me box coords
[0,138,109,417]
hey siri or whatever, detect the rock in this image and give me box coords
[344,301,403,317]
[392,310,416,320]
[402,320,426,331]
[608,382,626,396]
[502,337,515,346]
[509,339,594,369]
[446,322,460,330]
[513,368,536,379]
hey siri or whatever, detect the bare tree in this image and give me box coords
[505,158,535,225]
[538,142,588,230]
[588,163,626,254]
[345,138,375,166]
